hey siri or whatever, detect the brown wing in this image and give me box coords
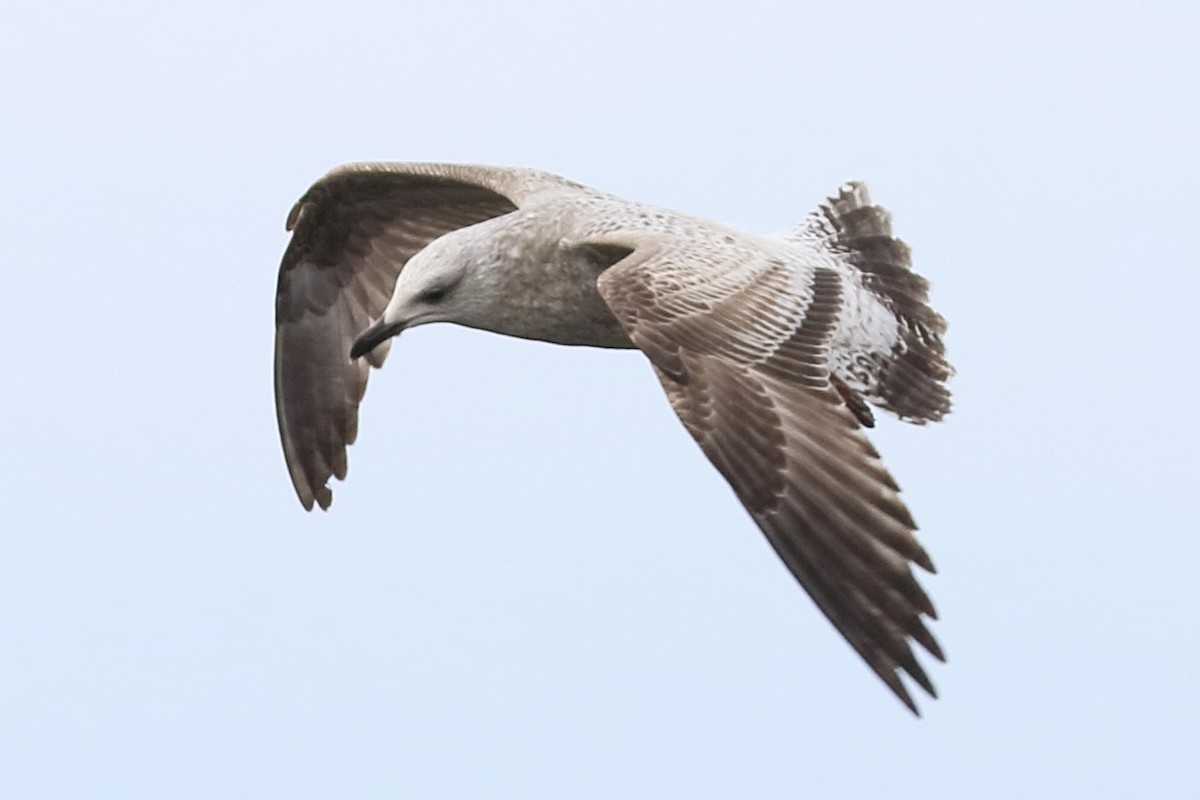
[275,163,579,510]
[595,234,943,713]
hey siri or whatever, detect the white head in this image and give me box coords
[350,231,495,359]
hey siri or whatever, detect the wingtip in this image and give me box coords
[890,676,921,716]
[292,481,332,512]
[894,674,937,718]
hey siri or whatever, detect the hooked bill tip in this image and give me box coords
[349,320,401,359]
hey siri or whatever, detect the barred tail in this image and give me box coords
[795,182,954,423]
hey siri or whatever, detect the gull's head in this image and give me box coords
[349,233,486,359]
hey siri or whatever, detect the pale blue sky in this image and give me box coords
[2,1,1197,797]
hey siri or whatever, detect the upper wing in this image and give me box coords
[594,231,943,713]
[275,162,580,510]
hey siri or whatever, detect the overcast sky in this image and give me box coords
[2,1,1197,797]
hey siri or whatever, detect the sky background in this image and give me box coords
[2,1,1198,797]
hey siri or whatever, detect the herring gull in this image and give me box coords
[273,162,954,713]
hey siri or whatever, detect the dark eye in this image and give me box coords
[420,285,451,304]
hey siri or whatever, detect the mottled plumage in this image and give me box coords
[274,162,954,713]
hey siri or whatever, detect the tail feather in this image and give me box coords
[795,183,954,424]
[878,342,953,423]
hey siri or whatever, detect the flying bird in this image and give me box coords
[273,163,953,713]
